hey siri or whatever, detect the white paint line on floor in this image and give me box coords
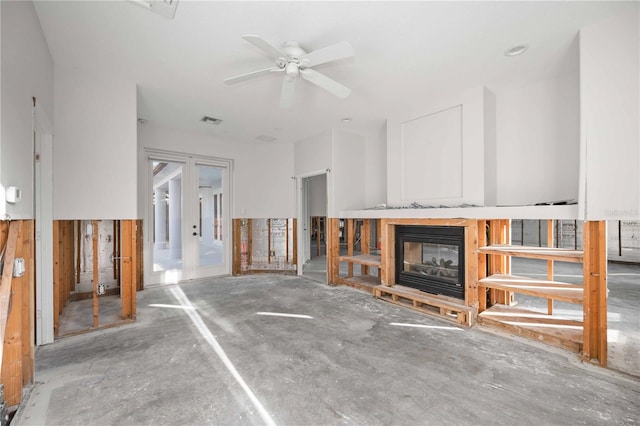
[148,303,197,310]
[170,286,276,426]
[256,312,314,319]
[389,322,463,331]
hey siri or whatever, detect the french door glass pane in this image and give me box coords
[197,164,224,267]
[152,161,183,272]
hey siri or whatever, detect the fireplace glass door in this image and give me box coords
[403,242,459,283]
[396,225,465,299]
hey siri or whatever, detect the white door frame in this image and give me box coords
[34,104,54,345]
[295,170,330,277]
[144,149,233,285]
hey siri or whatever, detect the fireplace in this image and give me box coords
[395,226,465,299]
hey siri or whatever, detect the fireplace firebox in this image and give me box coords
[395,226,465,299]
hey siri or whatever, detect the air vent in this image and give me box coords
[130,0,179,20]
[201,116,223,125]
[256,134,277,142]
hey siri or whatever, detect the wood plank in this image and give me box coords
[478,304,583,353]
[373,284,474,326]
[1,221,24,406]
[92,220,99,328]
[547,219,554,315]
[21,221,34,386]
[477,220,488,313]
[465,220,479,309]
[583,221,607,366]
[52,221,60,336]
[479,244,583,263]
[341,275,380,293]
[361,219,370,275]
[292,218,297,269]
[121,220,133,320]
[337,254,381,267]
[76,220,81,286]
[327,218,340,285]
[232,219,242,275]
[479,274,584,304]
[347,219,354,277]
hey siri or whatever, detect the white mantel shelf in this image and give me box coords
[339,204,579,220]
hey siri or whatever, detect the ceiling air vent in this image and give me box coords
[130,0,179,20]
[256,134,277,142]
[201,116,223,125]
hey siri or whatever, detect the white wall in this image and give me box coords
[495,71,580,206]
[364,124,387,208]
[580,10,640,220]
[1,0,53,219]
[293,131,332,177]
[387,86,492,207]
[308,174,326,217]
[331,129,366,217]
[54,67,137,219]
[139,122,295,218]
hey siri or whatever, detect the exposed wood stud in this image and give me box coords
[92,220,99,328]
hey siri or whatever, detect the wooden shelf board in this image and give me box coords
[479,274,584,304]
[478,245,583,263]
[479,304,583,353]
[338,253,381,267]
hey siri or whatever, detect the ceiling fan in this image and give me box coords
[224,35,354,108]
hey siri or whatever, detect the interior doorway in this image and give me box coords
[299,173,327,283]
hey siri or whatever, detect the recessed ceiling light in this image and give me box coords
[341,117,352,123]
[504,45,528,57]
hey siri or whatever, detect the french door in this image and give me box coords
[145,150,232,285]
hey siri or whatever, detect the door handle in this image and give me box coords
[192,232,197,236]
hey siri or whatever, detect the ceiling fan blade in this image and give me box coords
[280,76,297,109]
[242,35,286,60]
[300,41,354,67]
[300,69,351,99]
[224,67,282,85]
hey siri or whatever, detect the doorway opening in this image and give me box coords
[299,173,327,283]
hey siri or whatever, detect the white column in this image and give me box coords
[154,188,167,249]
[201,187,214,246]
[168,178,182,260]
[215,191,223,241]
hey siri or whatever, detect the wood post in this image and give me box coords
[327,218,340,284]
[120,220,137,320]
[465,220,479,309]
[347,219,354,277]
[92,220,99,328]
[52,221,60,336]
[583,220,607,367]
[547,219,554,315]
[21,221,34,387]
[232,219,242,276]
[361,219,371,275]
[477,220,488,313]
[0,222,23,407]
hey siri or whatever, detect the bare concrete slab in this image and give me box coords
[14,275,640,425]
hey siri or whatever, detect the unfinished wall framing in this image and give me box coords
[53,219,142,336]
[328,216,608,365]
[233,219,297,275]
[0,220,35,409]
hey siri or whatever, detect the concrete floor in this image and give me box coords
[14,273,640,425]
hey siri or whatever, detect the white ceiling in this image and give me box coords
[33,1,634,145]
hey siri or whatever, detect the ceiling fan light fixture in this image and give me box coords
[504,44,528,57]
[285,62,299,78]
